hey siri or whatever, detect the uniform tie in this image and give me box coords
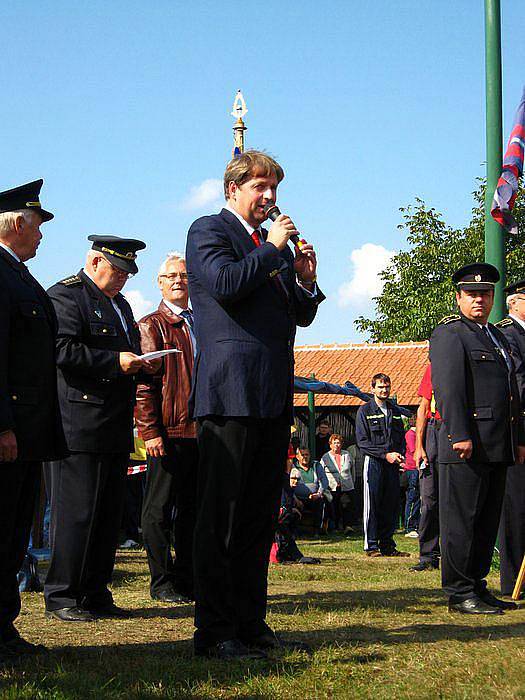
[482,326,511,370]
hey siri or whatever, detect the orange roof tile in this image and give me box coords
[294,342,429,407]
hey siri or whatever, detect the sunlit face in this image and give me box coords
[330,438,342,453]
[296,448,311,468]
[158,258,188,307]
[91,255,131,298]
[17,212,43,262]
[228,170,278,228]
[372,381,391,400]
[509,295,525,322]
[456,288,494,323]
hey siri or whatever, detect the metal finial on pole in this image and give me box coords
[231,90,248,157]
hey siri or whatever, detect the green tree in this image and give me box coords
[355,181,525,342]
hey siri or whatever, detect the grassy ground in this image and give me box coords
[1,534,524,699]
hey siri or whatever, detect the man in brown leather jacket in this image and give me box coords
[135,252,197,603]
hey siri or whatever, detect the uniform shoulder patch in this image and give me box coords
[438,314,460,325]
[495,318,513,328]
[59,275,82,286]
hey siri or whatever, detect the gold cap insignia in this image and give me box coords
[25,201,41,207]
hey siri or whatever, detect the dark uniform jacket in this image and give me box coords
[186,208,324,421]
[495,315,525,403]
[355,399,406,460]
[429,313,525,464]
[0,248,65,461]
[47,270,141,454]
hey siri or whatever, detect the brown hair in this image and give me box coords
[371,373,391,387]
[223,150,285,198]
[329,433,344,445]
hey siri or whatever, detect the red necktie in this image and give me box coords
[251,230,262,247]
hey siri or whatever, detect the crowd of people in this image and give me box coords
[0,151,523,665]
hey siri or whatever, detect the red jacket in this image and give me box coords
[135,301,196,440]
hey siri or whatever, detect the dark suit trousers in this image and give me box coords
[418,420,440,563]
[439,461,507,600]
[498,463,525,596]
[142,438,198,597]
[44,453,128,610]
[0,461,40,639]
[193,415,290,649]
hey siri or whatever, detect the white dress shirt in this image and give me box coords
[0,241,21,262]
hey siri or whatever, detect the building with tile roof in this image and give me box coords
[292,341,429,449]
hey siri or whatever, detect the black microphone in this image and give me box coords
[263,204,308,250]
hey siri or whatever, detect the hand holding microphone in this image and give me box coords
[263,204,308,251]
[263,203,317,285]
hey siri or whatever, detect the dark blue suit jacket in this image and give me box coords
[186,208,324,420]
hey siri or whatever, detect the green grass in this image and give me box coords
[2,535,524,699]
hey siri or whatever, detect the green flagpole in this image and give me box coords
[484,0,505,321]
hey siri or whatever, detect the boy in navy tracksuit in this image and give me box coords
[355,373,409,557]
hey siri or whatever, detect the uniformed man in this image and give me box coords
[495,279,525,598]
[430,263,525,614]
[44,235,151,622]
[0,180,64,658]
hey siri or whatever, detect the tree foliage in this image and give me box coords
[355,181,525,342]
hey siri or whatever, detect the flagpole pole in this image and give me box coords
[484,0,505,321]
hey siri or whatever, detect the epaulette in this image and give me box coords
[438,314,461,325]
[495,317,513,328]
[59,275,82,286]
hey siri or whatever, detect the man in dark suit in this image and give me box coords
[495,279,525,598]
[430,263,525,615]
[186,150,324,659]
[44,235,151,622]
[0,180,64,659]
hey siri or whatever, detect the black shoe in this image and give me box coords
[152,589,191,604]
[410,560,439,572]
[195,638,267,660]
[3,636,46,656]
[46,607,95,622]
[241,630,311,654]
[478,589,518,610]
[448,596,503,615]
[382,549,410,558]
[297,556,321,565]
[87,603,132,619]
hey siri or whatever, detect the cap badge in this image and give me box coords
[475,274,481,282]
[25,201,41,207]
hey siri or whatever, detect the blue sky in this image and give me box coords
[2,0,524,344]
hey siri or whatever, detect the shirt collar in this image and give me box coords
[0,241,21,263]
[163,299,191,317]
[510,314,525,331]
[224,203,259,236]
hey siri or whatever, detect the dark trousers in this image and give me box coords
[404,469,421,531]
[363,455,400,553]
[44,452,128,611]
[193,415,290,649]
[0,461,40,640]
[498,463,525,596]
[331,489,358,529]
[439,461,507,601]
[121,471,146,542]
[142,438,198,597]
[418,421,440,563]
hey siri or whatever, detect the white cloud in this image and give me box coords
[338,243,395,308]
[124,289,155,320]
[181,178,223,211]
